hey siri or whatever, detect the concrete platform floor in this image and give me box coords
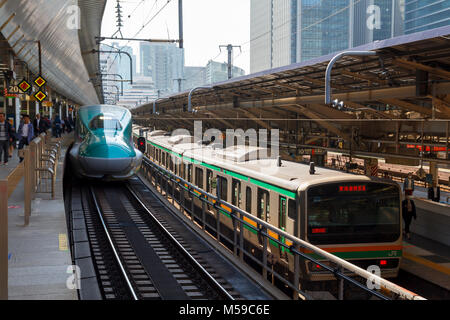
[402,233,450,292]
[5,134,77,300]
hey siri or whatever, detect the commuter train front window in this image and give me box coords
[307,182,401,244]
[89,114,122,131]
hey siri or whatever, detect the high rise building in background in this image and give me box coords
[250,0,404,73]
[140,42,184,95]
[183,66,207,91]
[205,61,246,84]
[404,0,450,34]
[111,42,136,90]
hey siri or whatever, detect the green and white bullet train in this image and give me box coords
[69,105,142,180]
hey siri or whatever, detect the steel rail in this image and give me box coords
[89,186,139,300]
[126,184,235,300]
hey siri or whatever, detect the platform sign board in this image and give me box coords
[298,148,326,156]
[18,80,31,94]
[34,90,47,102]
[34,76,46,88]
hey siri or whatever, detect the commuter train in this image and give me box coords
[69,105,142,180]
[133,127,402,285]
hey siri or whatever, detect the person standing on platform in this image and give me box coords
[17,114,34,163]
[428,181,441,203]
[0,112,13,165]
[403,173,415,196]
[402,194,417,240]
[33,113,47,136]
[53,114,61,138]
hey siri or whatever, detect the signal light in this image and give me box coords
[137,137,146,153]
[380,260,387,266]
[312,228,327,234]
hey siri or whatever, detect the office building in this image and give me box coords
[205,60,246,84]
[139,42,184,95]
[250,0,404,73]
[404,0,450,34]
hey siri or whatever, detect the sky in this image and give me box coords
[100,0,251,75]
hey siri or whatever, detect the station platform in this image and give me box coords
[402,233,450,293]
[3,134,77,300]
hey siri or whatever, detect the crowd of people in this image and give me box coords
[0,112,75,165]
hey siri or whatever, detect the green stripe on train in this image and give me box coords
[305,250,403,260]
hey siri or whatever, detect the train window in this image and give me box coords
[195,167,204,189]
[89,115,122,131]
[257,189,270,221]
[162,152,166,167]
[232,179,241,207]
[307,183,400,244]
[187,164,192,182]
[279,196,287,231]
[206,170,213,193]
[246,187,252,213]
[288,199,297,220]
[217,176,228,201]
[169,156,174,171]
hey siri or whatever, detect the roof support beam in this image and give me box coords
[237,108,272,130]
[392,58,450,80]
[380,98,449,118]
[291,104,352,141]
[340,69,387,85]
[344,101,392,119]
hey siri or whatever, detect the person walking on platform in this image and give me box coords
[17,114,34,163]
[402,194,417,240]
[428,182,441,203]
[0,112,13,165]
[9,125,16,159]
[33,113,48,136]
[52,114,61,138]
[403,173,415,196]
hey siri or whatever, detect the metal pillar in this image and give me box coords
[188,86,212,112]
[0,179,7,300]
[178,0,183,49]
[325,51,377,104]
[219,44,242,80]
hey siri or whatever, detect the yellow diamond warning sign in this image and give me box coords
[34,90,47,102]
[18,80,31,93]
[34,76,46,87]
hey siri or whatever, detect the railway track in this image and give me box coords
[78,182,235,300]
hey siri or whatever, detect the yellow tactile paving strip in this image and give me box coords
[403,251,450,276]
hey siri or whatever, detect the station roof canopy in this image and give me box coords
[134,25,450,120]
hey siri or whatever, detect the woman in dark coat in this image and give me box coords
[401,195,417,240]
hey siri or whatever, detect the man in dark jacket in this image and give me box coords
[33,113,48,136]
[428,182,441,203]
[0,112,13,165]
[401,195,417,240]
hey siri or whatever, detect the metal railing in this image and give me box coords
[0,131,61,300]
[139,156,426,301]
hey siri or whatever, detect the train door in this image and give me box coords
[217,176,228,201]
[257,188,270,222]
[232,179,241,208]
[279,196,287,259]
